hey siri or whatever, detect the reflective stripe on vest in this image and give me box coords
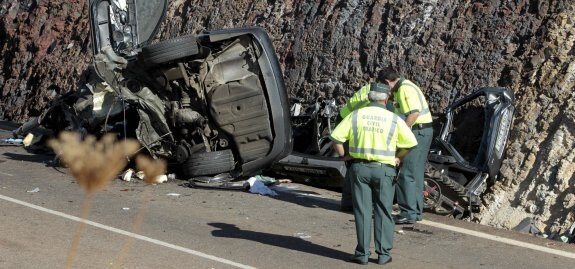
[386,115,398,152]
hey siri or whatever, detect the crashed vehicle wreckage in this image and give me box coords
[13,0,292,180]
[11,1,514,218]
[271,87,515,218]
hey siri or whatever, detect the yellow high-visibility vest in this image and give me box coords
[394,79,432,124]
[330,103,418,165]
[339,83,372,119]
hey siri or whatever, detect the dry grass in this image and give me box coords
[112,155,166,268]
[48,131,141,269]
[135,154,167,184]
[48,132,140,193]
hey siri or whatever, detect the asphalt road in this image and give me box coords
[1,121,574,269]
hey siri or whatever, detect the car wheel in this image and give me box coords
[182,149,235,177]
[140,35,200,66]
[423,178,442,210]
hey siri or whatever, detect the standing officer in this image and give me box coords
[380,67,433,224]
[338,82,392,212]
[330,85,418,265]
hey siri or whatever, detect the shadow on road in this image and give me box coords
[3,152,54,164]
[1,151,66,174]
[208,222,350,261]
[269,188,343,213]
[0,120,20,132]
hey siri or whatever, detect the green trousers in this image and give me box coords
[350,161,395,262]
[396,127,433,221]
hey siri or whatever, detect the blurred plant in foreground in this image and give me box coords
[113,155,166,269]
[48,131,139,269]
[48,132,140,193]
[136,154,167,184]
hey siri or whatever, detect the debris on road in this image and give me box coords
[293,232,311,239]
[135,155,167,184]
[129,170,169,184]
[121,169,135,182]
[22,133,35,147]
[121,156,168,184]
[26,187,40,193]
[189,174,248,190]
[154,174,168,184]
[135,171,145,180]
[247,176,278,196]
[252,175,277,186]
[513,217,542,236]
[1,138,23,145]
[166,193,181,197]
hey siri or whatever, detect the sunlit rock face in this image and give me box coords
[1,0,574,235]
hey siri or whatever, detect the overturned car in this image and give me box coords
[271,87,515,217]
[14,0,292,178]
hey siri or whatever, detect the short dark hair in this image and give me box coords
[378,67,400,81]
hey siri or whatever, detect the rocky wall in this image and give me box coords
[0,0,92,121]
[0,0,573,235]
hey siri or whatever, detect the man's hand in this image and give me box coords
[395,157,401,166]
[333,143,346,157]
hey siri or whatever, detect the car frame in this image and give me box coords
[270,87,515,217]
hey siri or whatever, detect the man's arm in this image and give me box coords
[333,143,346,157]
[396,148,411,159]
[332,143,353,161]
[404,112,419,127]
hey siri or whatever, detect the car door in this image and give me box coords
[87,0,168,61]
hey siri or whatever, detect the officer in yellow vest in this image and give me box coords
[330,84,418,265]
[338,82,392,212]
[380,67,433,224]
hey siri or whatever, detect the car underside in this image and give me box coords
[13,0,292,179]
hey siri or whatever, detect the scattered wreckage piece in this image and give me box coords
[188,173,282,196]
[121,168,171,184]
[0,138,23,145]
[188,173,246,190]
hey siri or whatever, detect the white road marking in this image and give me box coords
[420,220,575,259]
[0,171,14,177]
[291,191,575,260]
[0,194,257,269]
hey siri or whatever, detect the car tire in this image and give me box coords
[140,35,200,66]
[182,149,235,177]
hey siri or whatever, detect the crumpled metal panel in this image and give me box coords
[208,75,272,162]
